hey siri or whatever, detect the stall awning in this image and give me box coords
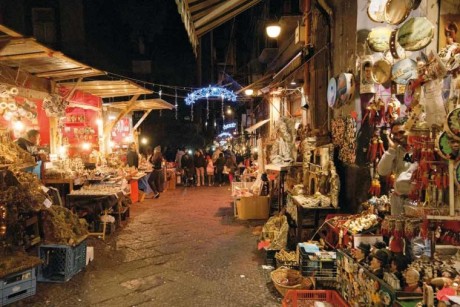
[103,99,174,111]
[58,80,152,98]
[176,0,261,56]
[0,25,104,81]
[245,119,270,133]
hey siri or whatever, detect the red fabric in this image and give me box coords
[58,87,101,108]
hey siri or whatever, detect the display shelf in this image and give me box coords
[426,215,459,221]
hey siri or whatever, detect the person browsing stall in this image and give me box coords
[377,117,418,215]
[15,129,45,161]
[126,142,139,168]
[147,146,163,198]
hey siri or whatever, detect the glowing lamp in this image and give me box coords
[244,89,254,96]
[82,143,91,150]
[141,137,148,145]
[266,23,281,38]
[96,118,103,125]
[13,120,24,131]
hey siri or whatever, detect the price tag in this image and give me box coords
[41,186,49,193]
[43,198,52,208]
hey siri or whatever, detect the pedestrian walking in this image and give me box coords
[194,149,205,186]
[181,150,195,187]
[225,155,237,184]
[215,152,225,186]
[147,146,163,198]
[206,155,214,186]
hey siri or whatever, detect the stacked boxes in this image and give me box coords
[0,269,36,306]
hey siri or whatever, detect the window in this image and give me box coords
[32,8,56,44]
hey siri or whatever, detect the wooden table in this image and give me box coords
[66,192,124,240]
[42,178,77,192]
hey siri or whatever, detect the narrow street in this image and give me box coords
[21,186,281,307]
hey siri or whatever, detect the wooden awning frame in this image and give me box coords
[176,0,262,56]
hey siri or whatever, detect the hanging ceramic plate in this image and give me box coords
[337,73,355,105]
[391,59,417,84]
[7,102,17,111]
[446,107,460,141]
[367,27,392,52]
[0,102,6,110]
[9,87,19,96]
[327,77,337,108]
[436,131,458,160]
[455,160,460,186]
[372,59,392,84]
[397,17,434,51]
[389,30,406,60]
[367,0,386,23]
[384,0,412,25]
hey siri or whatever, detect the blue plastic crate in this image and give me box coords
[37,240,87,283]
[1,268,36,306]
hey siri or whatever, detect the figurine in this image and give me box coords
[270,118,295,165]
[328,162,340,208]
[404,268,422,293]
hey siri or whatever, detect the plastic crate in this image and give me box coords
[282,290,349,307]
[276,259,299,270]
[37,240,87,283]
[1,268,36,306]
[299,247,336,280]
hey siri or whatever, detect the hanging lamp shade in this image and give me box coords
[266,23,281,38]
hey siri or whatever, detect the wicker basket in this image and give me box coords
[270,267,315,297]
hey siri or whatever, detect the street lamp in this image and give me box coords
[244,89,254,96]
[266,22,281,38]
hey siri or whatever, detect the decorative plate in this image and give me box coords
[327,77,337,108]
[367,0,386,23]
[446,107,460,141]
[455,160,460,186]
[372,59,392,84]
[368,27,392,52]
[397,17,434,51]
[436,131,457,160]
[384,0,412,25]
[391,58,417,84]
[337,73,355,105]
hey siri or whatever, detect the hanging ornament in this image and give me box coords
[191,103,194,121]
[206,94,209,120]
[221,94,224,121]
[159,87,162,117]
[174,89,178,120]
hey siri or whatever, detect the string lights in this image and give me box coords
[175,89,178,120]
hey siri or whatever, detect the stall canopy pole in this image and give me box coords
[103,94,140,153]
[132,109,152,131]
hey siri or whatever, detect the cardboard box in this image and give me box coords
[237,196,270,220]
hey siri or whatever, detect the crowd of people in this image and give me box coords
[125,143,255,199]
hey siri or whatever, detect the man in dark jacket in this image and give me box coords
[16,129,42,161]
[126,142,139,168]
[215,153,225,186]
[181,151,195,187]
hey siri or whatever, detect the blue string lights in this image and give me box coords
[185,86,237,105]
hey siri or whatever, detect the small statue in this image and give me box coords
[270,118,295,165]
[404,268,422,293]
[329,162,340,208]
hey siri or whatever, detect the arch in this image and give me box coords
[185,86,237,105]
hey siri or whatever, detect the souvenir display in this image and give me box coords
[372,59,392,84]
[391,59,417,84]
[455,160,460,186]
[404,79,421,106]
[338,116,357,164]
[367,0,385,23]
[436,131,457,160]
[327,77,337,108]
[368,27,392,52]
[384,0,412,25]
[397,17,434,51]
[337,73,355,105]
[445,107,460,140]
[361,58,376,94]
[331,117,345,147]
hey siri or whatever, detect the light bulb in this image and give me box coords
[13,120,24,131]
[244,89,254,96]
[82,143,91,150]
[266,24,281,38]
[141,137,148,145]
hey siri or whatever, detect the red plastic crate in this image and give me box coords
[282,290,349,307]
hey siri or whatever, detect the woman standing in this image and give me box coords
[215,153,225,186]
[147,146,163,198]
[126,142,139,168]
[225,155,237,184]
[206,155,214,186]
[194,149,206,187]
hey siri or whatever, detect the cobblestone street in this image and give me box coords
[19,186,281,307]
